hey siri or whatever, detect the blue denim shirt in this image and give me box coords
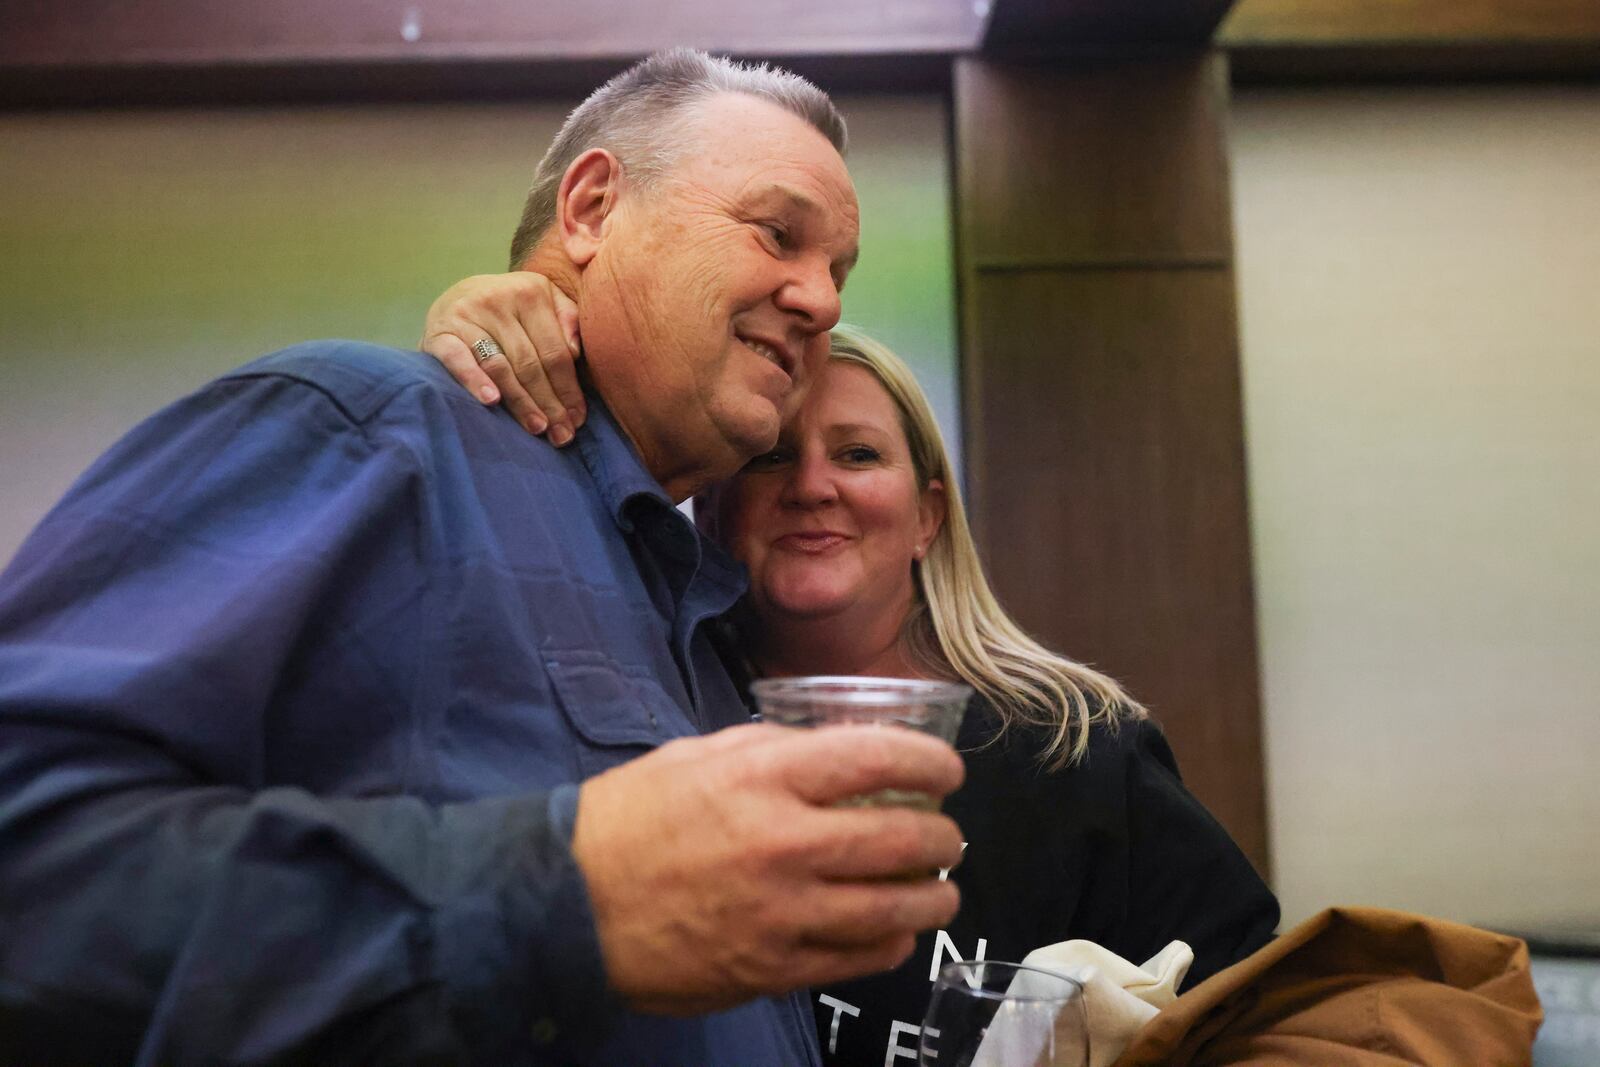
[0,341,822,1067]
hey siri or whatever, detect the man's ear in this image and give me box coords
[556,148,624,267]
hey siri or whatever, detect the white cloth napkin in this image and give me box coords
[1015,939,1193,1067]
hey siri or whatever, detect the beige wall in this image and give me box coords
[1230,86,1600,929]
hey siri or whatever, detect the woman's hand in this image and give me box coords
[419,272,586,445]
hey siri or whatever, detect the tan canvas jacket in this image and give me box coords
[1111,906,1542,1066]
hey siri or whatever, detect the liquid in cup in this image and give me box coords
[749,676,972,809]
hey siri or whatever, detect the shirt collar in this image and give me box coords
[574,389,748,605]
[572,389,672,529]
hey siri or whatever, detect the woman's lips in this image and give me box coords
[775,532,848,553]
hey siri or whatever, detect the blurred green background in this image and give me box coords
[0,96,957,563]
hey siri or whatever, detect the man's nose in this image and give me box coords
[777,256,843,333]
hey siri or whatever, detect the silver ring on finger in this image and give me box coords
[472,337,505,362]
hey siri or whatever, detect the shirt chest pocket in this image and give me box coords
[544,650,688,778]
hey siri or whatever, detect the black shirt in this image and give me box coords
[811,699,1280,1066]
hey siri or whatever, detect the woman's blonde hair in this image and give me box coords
[828,323,1146,768]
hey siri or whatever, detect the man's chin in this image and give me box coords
[723,406,783,461]
[777,377,813,422]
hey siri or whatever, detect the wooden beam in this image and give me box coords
[1221,0,1600,45]
[983,0,1237,51]
[1221,0,1600,82]
[953,54,1272,876]
[957,59,1232,267]
[0,0,980,107]
[0,54,961,110]
[2,0,982,66]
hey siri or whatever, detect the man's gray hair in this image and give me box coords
[507,48,847,269]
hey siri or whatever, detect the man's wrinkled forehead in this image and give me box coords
[674,93,853,190]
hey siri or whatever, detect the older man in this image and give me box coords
[0,51,963,1065]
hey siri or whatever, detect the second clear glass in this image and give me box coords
[920,960,1089,1067]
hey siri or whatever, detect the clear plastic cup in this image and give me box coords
[749,676,973,809]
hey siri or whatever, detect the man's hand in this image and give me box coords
[571,723,966,1016]
[419,272,585,444]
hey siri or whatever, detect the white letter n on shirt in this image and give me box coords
[928,929,988,982]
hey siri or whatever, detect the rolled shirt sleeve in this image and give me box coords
[0,365,613,1064]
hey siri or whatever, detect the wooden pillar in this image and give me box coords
[953,53,1271,875]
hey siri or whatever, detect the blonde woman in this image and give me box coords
[421,279,1278,1066]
